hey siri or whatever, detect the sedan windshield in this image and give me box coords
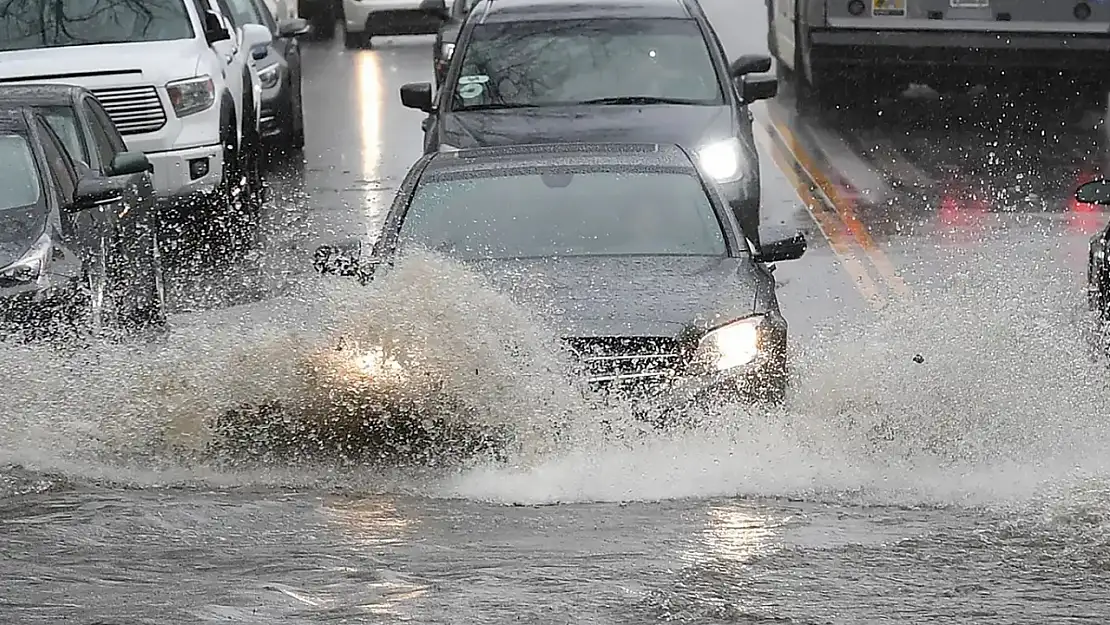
[0,135,43,211]
[398,169,728,259]
[451,18,723,110]
[0,0,195,51]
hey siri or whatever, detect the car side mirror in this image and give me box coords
[67,177,126,212]
[314,239,380,283]
[278,17,312,38]
[1076,179,1110,205]
[419,0,449,20]
[729,54,772,79]
[203,11,232,44]
[740,75,778,103]
[753,231,807,264]
[400,82,434,113]
[106,151,152,177]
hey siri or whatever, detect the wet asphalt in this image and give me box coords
[5,0,1110,622]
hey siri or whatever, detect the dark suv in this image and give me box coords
[400,0,777,247]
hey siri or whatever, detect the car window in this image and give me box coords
[82,100,120,170]
[0,0,195,51]
[451,18,723,110]
[0,134,43,211]
[398,170,728,259]
[211,0,240,28]
[86,99,128,153]
[36,119,78,201]
[39,106,90,166]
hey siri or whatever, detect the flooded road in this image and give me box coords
[5,1,1110,622]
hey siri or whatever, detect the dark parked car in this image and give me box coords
[314,142,807,413]
[300,0,341,39]
[422,0,481,87]
[228,0,311,151]
[400,0,778,248]
[0,99,165,340]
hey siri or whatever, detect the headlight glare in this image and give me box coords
[696,137,745,183]
[441,42,456,59]
[438,143,460,153]
[694,316,764,372]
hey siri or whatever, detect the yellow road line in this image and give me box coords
[755,126,885,308]
[758,109,913,298]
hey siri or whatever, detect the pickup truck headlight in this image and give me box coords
[695,137,746,183]
[166,76,216,118]
[0,232,52,284]
[692,315,765,372]
[257,63,281,90]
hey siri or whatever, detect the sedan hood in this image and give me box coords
[0,207,46,269]
[439,104,733,150]
[464,255,762,337]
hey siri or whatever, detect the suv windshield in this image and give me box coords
[451,18,723,110]
[399,169,728,259]
[0,0,195,51]
[0,135,42,211]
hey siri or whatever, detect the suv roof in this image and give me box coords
[472,0,695,23]
[424,142,698,176]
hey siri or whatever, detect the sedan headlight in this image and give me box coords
[692,316,764,372]
[257,63,281,90]
[0,232,52,284]
[695,137,746,183]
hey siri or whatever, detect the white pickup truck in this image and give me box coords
[0,0,274,213]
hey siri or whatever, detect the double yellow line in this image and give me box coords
[755,109,912,309]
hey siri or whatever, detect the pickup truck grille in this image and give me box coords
[91,86,167,135]
[563,336,685,391]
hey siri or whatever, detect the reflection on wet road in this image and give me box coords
[5,0,1110,622]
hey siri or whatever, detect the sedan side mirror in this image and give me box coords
[753,231,807,264]
[419,0,449,20]
[1076,179,1110,205]
[67,177,127,212]
[729,54,772,79]
[400,82,434,113]
[278,17,312,38]
[740,75,778,103]
[106,151,152,177]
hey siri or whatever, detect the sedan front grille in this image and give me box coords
[91,86,167,135]
[563,336,685,390]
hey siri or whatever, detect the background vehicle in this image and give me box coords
[401,0,778,248]
[0,107,165,340]
[1078,179,1110,319]
[343,0,446,49]
[0,0,272,218]
[300,0,341,39]
[261,0,300,21]
[314,142,808,408]
[768,0,1110,104]
[228,0,312,153]
[421,0,481,86]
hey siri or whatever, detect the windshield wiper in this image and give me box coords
[459,103,541,111]
[576,96,704,106]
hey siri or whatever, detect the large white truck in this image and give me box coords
[768,0,1110,103]
[0,0,273,212]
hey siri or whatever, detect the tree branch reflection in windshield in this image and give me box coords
[0,0,194,51]
[452,18,723,110]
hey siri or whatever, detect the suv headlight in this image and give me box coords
[692,315,765,372]
[0,232,52,284]
[257,63,281,90]
[166,76,216,118]
[695,137,746,183]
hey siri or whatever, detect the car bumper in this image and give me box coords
[345,0,443,35]
[146,143,225,204]
[260,85,291,139]
[809,27,1110,71]
[0,274,83,332]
